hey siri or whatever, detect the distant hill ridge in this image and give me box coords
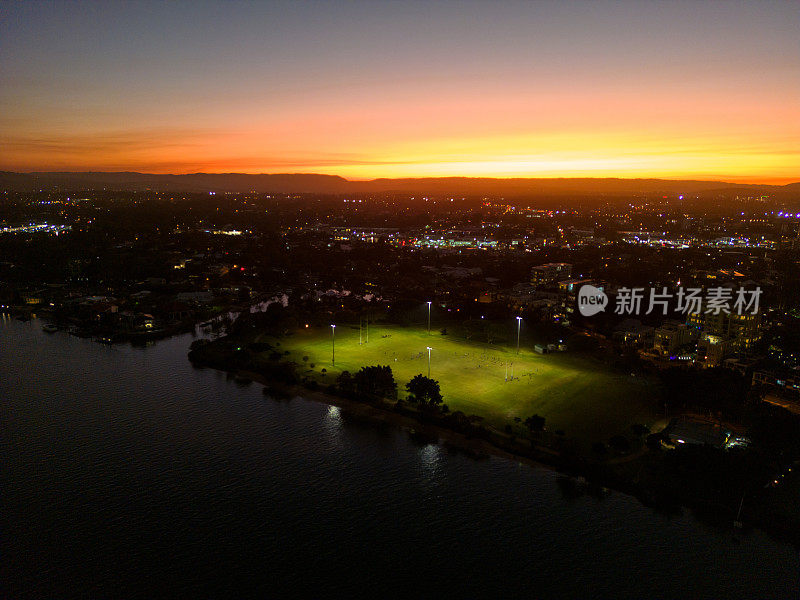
[1,171,797,197]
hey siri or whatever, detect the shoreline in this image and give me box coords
[217,369,743,528]
[188,343,800,549]
[239,368,562,471]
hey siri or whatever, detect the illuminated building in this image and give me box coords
[530,263,572,286]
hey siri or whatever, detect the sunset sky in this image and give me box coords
[1,1,798,183]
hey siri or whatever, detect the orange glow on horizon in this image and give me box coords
[4,133,796,185]
[3,87,797,184]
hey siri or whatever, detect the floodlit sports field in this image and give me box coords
[260,324,660,441]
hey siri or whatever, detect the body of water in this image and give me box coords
[3,316,798,598]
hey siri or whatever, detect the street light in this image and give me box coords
[426,346,432,378]
[427,301,432,334]
[331,324,336,366]
[516,316,522,354]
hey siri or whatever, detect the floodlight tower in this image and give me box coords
[427,301,432,334]
[331,324,336,366]
[427,346,432,378]
[516,316,522,354]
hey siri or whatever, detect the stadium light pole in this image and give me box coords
[331,324,336,366]
[427,301,432,334]
[427,346,432,378]
[516,316,522,354]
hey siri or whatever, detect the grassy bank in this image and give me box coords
[258,323,660,443]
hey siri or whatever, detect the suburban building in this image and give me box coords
[530,262,572,286]
[654,320,697,356]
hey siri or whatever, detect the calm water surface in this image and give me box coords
[3,316,798,599]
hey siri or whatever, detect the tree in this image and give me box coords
[461,319,485,342]
[524,414,546,432]
[609,435,630,453]
[567,333,600,354]
[660,367,748,416]
[336,370,354,394]
[485,323,509,345]
[405,374,443,407]
[353,365,397,401]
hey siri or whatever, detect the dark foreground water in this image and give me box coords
[3,317,799,599]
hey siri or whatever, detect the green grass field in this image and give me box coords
[259,323,660,442]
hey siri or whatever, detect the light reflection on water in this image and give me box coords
[419,443,442,477]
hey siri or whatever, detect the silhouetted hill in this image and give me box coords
[0,172,351,194]
[1,171,797,198]
[349,177,796,197]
